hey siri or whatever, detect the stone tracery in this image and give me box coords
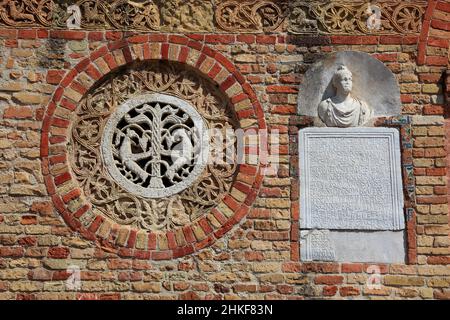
[69,61,238,232]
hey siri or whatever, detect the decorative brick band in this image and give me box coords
[40,34,266,260]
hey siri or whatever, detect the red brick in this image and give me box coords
[37,29,48,39]
[90,46,108,61]
[301,263,340,273]
[166,232,177,250]
[266,85,298,93]
[373,53,398,62]
[219,75,236,92]
[5,39,17,48]
[88,32,103,41]
[103,53,118,70]
[51,117,70,128]
[416,196,447,204]
[173,246,195,259]
[323,286,338,296]
[331,36,361,44]
[426,56,448,66]
[178,46,189,63]
[46,70,65,85]
[18,30,36,39]
[431,19,450,31]
[419,73,443,83]
[427,256,450,264]
[341,263,364,273]
[47,247,70,259]
[60,98,77,111]
[256,35,276,44]
[87,216,103,233]
[148,233,157,250]
[105,31,123,41]
[122,47,133,63]
[54,172,71,186]
[428,37,449,48]
[169,35,189,45]
[423,105,444,115]
[50,30,85,40]
[85,64,102,80]
[161,43,169,59]
[151,250,172,260]
[108,39,128,51]
[0,247,23,257]
[198,217,213,235]
[379,35,402,44]
[237,35,255,44]
[3,106,33,119]
[205,35,235,44]
[18,236,37,246]
[126,230,137,249]
[426,168,446,176]
[245,251,264,261]
[20,216,37,225]
[62,189,81,203]
[361,36,379,44]
[436,2,450,12]
[276,285,294,294]
[128,35,148,44]
[0,29,17,39]
[314,275,344,285]
[148,34,167,42]
[340,286,360,297]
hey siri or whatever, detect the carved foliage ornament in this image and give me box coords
[69,61,238,232]
[0,0,212,31]
[0,1,425,34]
[215,0,287,33]
[288,0,427,35]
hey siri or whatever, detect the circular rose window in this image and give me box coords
[101,93,209,199]
[69,61,239,232]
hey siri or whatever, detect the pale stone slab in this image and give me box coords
[299,127,405,230]
[300,230,406,263]
[102,93,209,199]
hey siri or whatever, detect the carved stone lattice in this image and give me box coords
[101,93,209,199]
[288,1,426,35]
[69,62,238,232]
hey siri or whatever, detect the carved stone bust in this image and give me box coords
[318,65,373,127]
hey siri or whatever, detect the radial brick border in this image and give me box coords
[40,34,267,260]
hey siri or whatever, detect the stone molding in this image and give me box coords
[0,0,427,34]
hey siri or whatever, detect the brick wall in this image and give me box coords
[0,1,449,300]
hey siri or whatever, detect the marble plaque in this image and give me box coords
[299,127,405,230]
[300,230,406,263]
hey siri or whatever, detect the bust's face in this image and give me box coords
[335,73,353,94]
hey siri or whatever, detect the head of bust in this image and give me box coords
[332,65,353,95]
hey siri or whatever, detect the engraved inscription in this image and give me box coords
[300,230,336,261]
[299,128,405,230]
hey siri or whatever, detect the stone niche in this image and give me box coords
[298,51,406,263]
[298,51,401,122]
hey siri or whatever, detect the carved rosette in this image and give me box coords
[69,61,238,232]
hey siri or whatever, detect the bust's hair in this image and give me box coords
[332,65,352,86]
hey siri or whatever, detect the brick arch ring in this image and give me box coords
[40,34,267,260]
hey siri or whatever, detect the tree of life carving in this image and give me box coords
[69,61,238,231]
[103,94,208,198]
